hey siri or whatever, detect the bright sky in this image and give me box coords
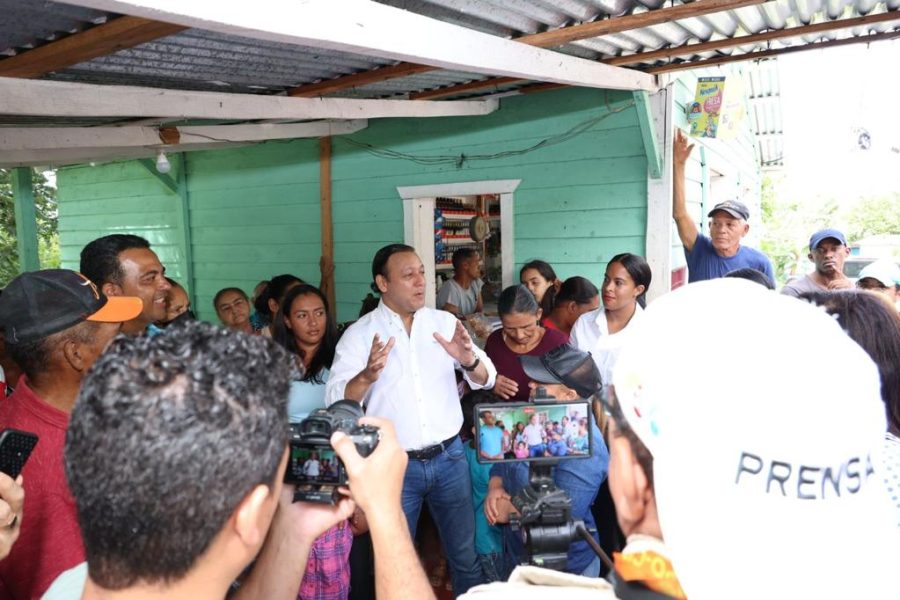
[777,39,900,201]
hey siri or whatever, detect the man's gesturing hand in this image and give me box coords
[360,334,395,384]
[433,320,477,366]
[492,374,519,400]
[674,128,695,167]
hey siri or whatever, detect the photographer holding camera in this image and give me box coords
[483,345,609,578]
[43,322,436,600]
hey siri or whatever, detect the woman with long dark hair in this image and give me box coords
[260,274,304,338]
[570,253,651,387]
[273,284,352,598]
[519,260,560,316]
[274,284,339,418]
[485,285,568,401]
[543,276,599,338]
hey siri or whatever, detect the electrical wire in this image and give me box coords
[160,92,635,165]
[341,96,636,168]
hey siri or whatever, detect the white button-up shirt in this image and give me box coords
[569,304,644,389]
[325,301,497,450]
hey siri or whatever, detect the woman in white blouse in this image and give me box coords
[570,253,652,394]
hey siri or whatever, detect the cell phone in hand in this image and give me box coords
[0,429,39,479]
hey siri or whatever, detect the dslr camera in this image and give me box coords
[285,400,379,504]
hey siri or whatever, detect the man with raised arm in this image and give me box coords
[672,130,774,283]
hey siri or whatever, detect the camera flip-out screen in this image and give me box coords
[286,444,343,486]
[474,401,592,464]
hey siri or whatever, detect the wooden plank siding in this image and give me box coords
[185,141,322,317]
[57,160,185,282]
[57,88,651,322]
[329,88,647,319]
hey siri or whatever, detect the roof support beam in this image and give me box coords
[633,91,662,179]
[646,29,900,74]
[608,9,900,66]
[0,121,369,152]
[137,159,178,193]
[56,0,655,91]
[416,9,900,100]
[0,16,186,78]
[0,145,247,168]
[293,0,763,97]
[289,64,434,97]
[0,77,497,119]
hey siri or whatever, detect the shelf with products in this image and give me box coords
[434,194,502,301]
[440,210,478,221]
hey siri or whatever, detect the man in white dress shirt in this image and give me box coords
[326,243,497,596]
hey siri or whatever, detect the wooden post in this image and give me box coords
[319,136,335,313]
[11,168,40,273]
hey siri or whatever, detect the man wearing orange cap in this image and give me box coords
[0,269,141,598]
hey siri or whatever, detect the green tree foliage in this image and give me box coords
[760,176,900,284]
[845,193,900,242]
[758,174,839,284]
[0,168,60,287]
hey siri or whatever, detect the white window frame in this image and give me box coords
[397,179,521,308]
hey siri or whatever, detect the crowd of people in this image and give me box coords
[0,127,897,600]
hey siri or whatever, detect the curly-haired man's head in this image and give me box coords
[65,321,293,591]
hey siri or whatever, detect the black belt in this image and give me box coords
[407,435,458,461]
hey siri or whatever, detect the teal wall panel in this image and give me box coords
[57,161,185,282]
[57,88,654,322]
[185,141,322,317]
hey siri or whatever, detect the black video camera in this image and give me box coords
[473,390,595,571]
[285,400,379,504]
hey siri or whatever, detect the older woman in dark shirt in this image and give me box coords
[485,285,567,400]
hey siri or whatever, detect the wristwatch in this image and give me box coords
[461,356,480,372]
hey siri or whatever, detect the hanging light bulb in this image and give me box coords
[155,149,171,174]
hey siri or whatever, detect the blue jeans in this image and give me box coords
[478,552,507,583]
[401,437,483,596]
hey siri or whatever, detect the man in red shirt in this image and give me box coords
[0,269,141,599]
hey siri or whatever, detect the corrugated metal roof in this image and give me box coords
[744,58,784,168]
[0,0,112,56]
[1,0,895,98]
[0,0,896,168]
[46,30,397,94]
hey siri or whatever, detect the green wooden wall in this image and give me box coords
[328,88,646,319]
[58,161,187,282]
[58,87,651,322]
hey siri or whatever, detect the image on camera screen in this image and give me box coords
[286,445,342,485]
[474,401,592,464]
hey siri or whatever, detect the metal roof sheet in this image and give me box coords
[0,0,895,97]
[744,58,784,168]
[0,0,896,168]
[0,0,112,55]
